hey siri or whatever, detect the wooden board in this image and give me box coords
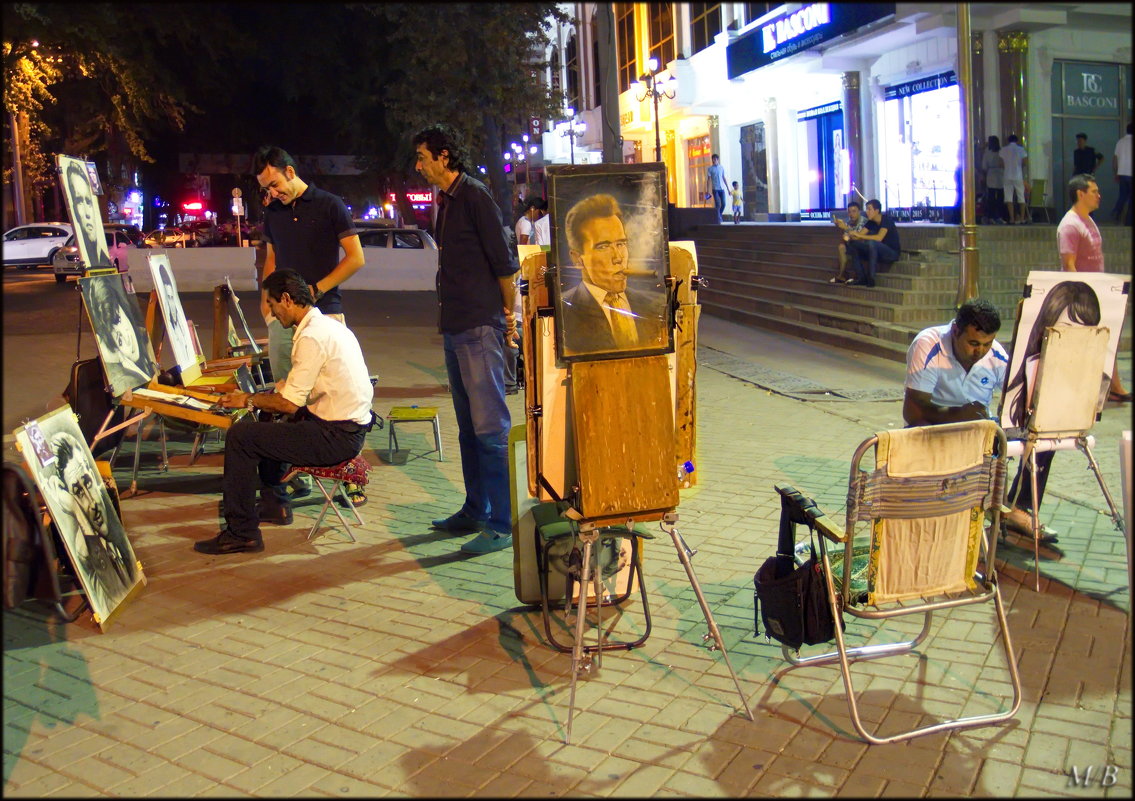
[536,313,573,501]
[668,242,700,487]
[521,251,546,498]
[571,355,678,518]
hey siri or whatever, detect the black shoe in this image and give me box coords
[194,529,264,554]
[256,500,293,525]
[846,279,865,286]
[431,511,483,532]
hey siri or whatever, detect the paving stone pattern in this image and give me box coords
[3,319,1131,798]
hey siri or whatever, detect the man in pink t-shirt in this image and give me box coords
[1056,173,1129,403]
[1057,174,1104,272]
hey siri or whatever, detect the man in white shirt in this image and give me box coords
[1000,134,1029,225]
[1112,121,1132,225]
[514,200,538,245]
[903,298,1009,426]
[195,269,375,555]
[529,198,550,246]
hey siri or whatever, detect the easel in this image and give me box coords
[212,277,269,384]
[517,244,752,743]
[1007,324,1125,590]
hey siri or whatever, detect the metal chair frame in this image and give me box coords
[779,420,1023,745]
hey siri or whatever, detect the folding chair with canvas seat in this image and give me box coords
[778,419,1023,744]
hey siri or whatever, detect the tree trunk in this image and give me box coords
[481,109,512,224]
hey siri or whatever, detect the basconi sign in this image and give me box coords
[762,3,831,54]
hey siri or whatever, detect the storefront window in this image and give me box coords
[565,34,580,113]
[796,101,844,216]
[648,4,675,69]
[881,73,961,212]
[689,3,721,55]
[687,135,713,207]
[743,2,776,24]
[615,3,635,93]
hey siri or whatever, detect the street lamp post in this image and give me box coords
[561,107,587,164]
[634,58,676,162]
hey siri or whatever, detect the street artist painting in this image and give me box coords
[548,163,672,362]
[999,270,1128,431]
[14,406,145,629]
[58,153,111,272]
[79,272,158,397]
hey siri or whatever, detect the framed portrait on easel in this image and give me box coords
[148,253,197,372]
[548,163,673,363]
[79,272,158,397]
[13,406,146,630]
[57,153,111,271]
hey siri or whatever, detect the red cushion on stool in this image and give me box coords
[281,454,371,486]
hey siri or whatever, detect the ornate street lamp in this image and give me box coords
[561,107,587,165]
[633,58,677,162]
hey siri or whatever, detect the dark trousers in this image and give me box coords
[1008,450,1054,513]
[712,189,727,223]
[1113,175,1132,225]
[444,324,512,536]
[503,330,524,392]
[985,187,1006,222]
[223,411,366,540]
[847,239,899,285]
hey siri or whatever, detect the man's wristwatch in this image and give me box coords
[245,393,256,409]
[312,285,324,301]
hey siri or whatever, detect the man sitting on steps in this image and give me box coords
[843,198,900,287]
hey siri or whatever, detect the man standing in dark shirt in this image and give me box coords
[1072,133,1104,177]
[413,124,519,555]
[254,145,365,506]
[844,198,901,287]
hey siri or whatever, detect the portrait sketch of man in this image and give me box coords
[14,407,144,628]
[549,164,672,362]
[148,253,197,372]
[79,273,158,397]
[58,154,111,271]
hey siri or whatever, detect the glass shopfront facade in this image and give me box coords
[880,71,961,216]
[796,101,844,218]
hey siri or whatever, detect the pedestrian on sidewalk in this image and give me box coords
[414,124,518,555]
[1001,134,1029,224]
[195,270,375,555]
[1072,132,1104,177]
[981,135,1007,224]
[730,181,743,223]
[902,298,1008,427]
[254,145,367,505]
[843,199,900,287]
[1112,122,1132,225]
[706,154,729,224]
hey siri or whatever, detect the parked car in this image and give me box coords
[104,222,147,248]
[356,227,438,290]
[3,222,74,269]
[143,227,195,248]
[52,230,134,282]
[181,219,220,246]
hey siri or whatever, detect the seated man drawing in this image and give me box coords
[903,298,1008,427]
[195,269,374,555]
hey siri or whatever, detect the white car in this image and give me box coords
[356,227,439,291]
[52,230,134,282]
[3,222,74,269]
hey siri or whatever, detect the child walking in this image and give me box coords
[730,181,743,223]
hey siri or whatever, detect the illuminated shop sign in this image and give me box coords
[387,191,434,204]
[727,2,894,78]
[1061,64,1121,116]
[884,70,956,100]
[797,101,842,120]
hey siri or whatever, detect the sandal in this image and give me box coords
[829,276,843,283]
[1003,509,1059,544]
[336,482,367,508]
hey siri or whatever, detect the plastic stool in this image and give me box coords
[384,406,443,463]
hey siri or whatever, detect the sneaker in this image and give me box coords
[460,530,513,554]
[194,529,264,554]
[845,279,864,286]
[285,474,313,499]
[431,510,483,532]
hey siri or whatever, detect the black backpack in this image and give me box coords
[62,357,126,457]
[2,461,47,609]
[753,486,841,650]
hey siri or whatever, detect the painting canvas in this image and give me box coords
[149,253,197,372]
[79,272,158,397]
[14,406,145,630]
[548,163,672,363]
[57,153,111,270]
[998,271,1129,431]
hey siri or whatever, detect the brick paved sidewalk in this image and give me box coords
[3,316,1131,797]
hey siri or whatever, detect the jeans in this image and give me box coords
[444,324,512,535]
[1113,175,1131,225]
[1008,450,1054,514]
[847,239,899,285]
[712,189,727,223]
[223,411,366,540]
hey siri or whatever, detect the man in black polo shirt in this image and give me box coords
[254,145,365,504]
[844,198,900,288]
[413,124,519,555]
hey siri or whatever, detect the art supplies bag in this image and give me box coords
[753,486,839,650]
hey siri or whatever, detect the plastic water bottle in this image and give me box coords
[677,460,695,488]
